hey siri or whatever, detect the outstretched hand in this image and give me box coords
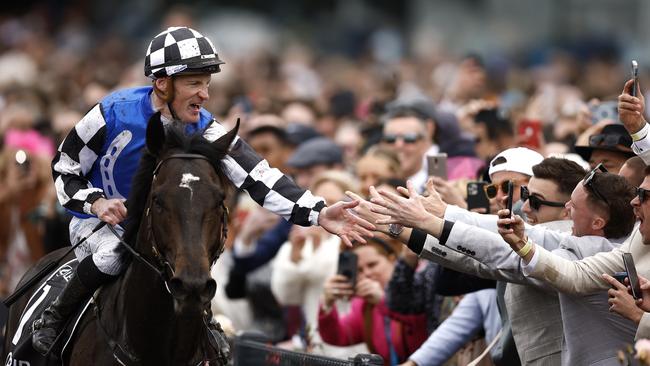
[345,191,391,236]
[397,178,448,218]
[369,180,434,230]
[318,200,375,247]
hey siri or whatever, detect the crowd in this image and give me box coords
[3,5,650,366]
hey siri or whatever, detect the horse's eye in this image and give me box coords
[153,195,165,210]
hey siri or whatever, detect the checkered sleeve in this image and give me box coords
[204,121,326,226]
[51,104,107,215]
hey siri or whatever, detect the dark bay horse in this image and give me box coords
[4,113,237,365]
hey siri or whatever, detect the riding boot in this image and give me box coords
[205,309,231,364]
[32,270,95,355]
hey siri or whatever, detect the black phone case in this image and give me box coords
[505,181,514,228]
[623,253,641,299]
[337,251,358,285]
[467,182,490,213]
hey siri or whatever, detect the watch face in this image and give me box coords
[389,223,403,236]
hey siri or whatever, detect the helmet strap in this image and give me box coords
[153,76,181,122]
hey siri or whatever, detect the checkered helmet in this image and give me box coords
[144,26,225,79]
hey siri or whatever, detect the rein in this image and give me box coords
[94,152,229,366]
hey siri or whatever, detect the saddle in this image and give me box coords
[5,258,91,366]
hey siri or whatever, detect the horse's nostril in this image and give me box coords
[169,276,216,303]
[203,279,216,301]
[169,277,187,299]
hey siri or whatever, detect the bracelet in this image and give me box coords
[516,238,534,258]
[630,122,649,142]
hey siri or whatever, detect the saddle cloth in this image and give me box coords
[5,259,92,366]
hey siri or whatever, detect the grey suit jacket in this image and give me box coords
[415,208,636,365]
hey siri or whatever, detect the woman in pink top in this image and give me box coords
[318,237,428,365]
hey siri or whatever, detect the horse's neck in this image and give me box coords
[105,241,207,364]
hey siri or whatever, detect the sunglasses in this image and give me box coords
[483,180,519,199]
[637,187,650,203]
[582,163,609,205]
[520,186,566,211]
[589,134,629,148]
[381,133,423,144]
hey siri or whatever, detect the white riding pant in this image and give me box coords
[69,217,127,276]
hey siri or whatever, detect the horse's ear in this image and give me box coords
[213,118,240,153]
[146,112,165,156]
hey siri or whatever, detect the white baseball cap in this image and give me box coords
[488,147,544,178]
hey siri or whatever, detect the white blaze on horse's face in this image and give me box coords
[179,173,200,200]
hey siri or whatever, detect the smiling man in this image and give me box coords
[352,155,638,365]
[33,27,374,356]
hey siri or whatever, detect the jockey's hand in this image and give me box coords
[92,198,127,225]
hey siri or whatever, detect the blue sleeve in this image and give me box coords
[231,219,292,273]
[409,292,485,366]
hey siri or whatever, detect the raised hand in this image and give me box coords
[345,191,391,235]
[355,278,384,305]
[322,274,355,307]
[496,208,526,249]
[369,181,434,230]
[318,200,375,247]
[618,79,647,134]
[397,178,448,218]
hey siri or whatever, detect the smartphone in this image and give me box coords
[517,119,543,149]
[589,101,619,125]
[622,252,642,300]
[337,251,358,286]
[427,153,448,180]
[631,60,639,97]
[467,181,490,213]
[505,181,514,229]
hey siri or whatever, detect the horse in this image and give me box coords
[4,112,237,365]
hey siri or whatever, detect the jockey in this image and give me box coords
[32,26,373,356]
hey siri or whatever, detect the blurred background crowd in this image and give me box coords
[2,0,650,365]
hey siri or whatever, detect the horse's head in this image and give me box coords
[131,113,237,312]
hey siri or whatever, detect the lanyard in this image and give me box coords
[383,316,399,366]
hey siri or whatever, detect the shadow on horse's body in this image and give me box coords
[4,114,237,365]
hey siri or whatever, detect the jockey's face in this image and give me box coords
[169,74,211,123]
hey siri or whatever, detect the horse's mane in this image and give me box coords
[123,124,232,247]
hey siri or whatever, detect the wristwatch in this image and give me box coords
[388,223,404,237]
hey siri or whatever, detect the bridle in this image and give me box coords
[95,152,230,366]
[146,153,229,283]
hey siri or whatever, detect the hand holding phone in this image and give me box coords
[505,181,514,229]
[622,253,641,299]
[631,60,639,97]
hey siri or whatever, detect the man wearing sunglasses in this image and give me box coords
[499,79,650,344]
[356,155,638,365]
[381,105,438,193]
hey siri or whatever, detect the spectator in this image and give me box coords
[355,146,401,198]
[271,170,365,357]
[318,237,428,365]
[575,123,636,174]
[369,161,637,364]
[380,105,438,193]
